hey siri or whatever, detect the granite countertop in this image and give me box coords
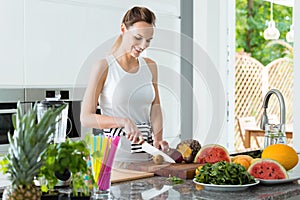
[1,174,300,199]
[2,151,300,199]
[109,176,300,200]
[108,151,300,200]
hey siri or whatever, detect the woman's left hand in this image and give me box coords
[153,140,169,151]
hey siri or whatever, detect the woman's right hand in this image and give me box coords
[123,119,144,144]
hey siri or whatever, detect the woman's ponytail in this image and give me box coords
[110,34,122,54]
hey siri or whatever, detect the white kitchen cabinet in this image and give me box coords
[24,0,180,88]
[24,0,87,87]
[0,0,24,87]
[24,0,126,87]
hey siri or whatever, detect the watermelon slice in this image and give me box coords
[248,159,288,180]
[194,144,230,164]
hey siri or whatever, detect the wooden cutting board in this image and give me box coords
[111,168,154,183]
[126,161,203,179]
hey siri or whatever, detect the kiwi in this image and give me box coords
[153,154,164,165]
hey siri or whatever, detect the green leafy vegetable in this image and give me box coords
[167,175,184,184]
[194,161,255,185]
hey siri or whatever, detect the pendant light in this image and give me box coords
[286,6,294,42]
[264,0,280,40]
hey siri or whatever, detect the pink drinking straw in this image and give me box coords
[98,136,120,190]
[97,135,112,190]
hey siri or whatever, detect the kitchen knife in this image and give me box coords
[141,142,176,163]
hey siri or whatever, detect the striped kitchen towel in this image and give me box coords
[102,123,153,153]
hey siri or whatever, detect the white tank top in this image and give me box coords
[100,55,155,123]
[99,55,155,162]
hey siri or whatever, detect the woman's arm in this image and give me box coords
[80,59,143,143]
[80,59,123,129]
[145,58,169,151]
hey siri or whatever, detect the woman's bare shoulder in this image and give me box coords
[93,58,109,70]
[142,57,158,80]
[88,58,109,84]
[143,57,157,72]
[143,57,157,66]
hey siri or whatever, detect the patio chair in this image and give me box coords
[238,116,260,148]
[238,114,279,148]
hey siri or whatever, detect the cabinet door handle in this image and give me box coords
[0,109,17,114]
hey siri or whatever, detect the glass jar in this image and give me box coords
[264,124,286,149]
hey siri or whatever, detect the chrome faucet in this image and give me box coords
[260,89,286,130]
[260,89,286,147]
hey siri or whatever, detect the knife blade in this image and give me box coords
[141,142,176,163]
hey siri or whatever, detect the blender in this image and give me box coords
[37,97,69,144]
[37,96,71,186]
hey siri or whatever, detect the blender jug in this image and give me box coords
[37,99,69,143]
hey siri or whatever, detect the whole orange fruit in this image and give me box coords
[233,158,250,170]
[262,144,299,171]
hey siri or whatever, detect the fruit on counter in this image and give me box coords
[233,157,251,170]
[262,144,299,171]
[176,139,201,163]
[153,154,164,165]
[248,158,288,180]
[194,144,230,164]
[195,165,203,175]
[231,154,253,163]
[163,148,183,163]
[194,161,256,185]
[231,155,253,170]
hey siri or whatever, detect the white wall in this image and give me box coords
[193,0,234,150]
[293,0,300,151]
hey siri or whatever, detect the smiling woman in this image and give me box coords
[80,6,170,168]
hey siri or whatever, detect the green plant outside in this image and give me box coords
[236,0,293,65]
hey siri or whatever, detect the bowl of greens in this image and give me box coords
[193,161,259,191]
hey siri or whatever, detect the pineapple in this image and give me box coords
[2,101,66,200]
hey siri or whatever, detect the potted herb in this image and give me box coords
[38,139,93,196]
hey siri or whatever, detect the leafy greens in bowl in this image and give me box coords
[194,161,256,185]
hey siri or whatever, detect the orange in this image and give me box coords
[262,144,299,171]
[195,165,203,175]
[231,155,253,163]
[233,158,250,170]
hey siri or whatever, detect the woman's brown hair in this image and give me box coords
[110,6,156,53]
